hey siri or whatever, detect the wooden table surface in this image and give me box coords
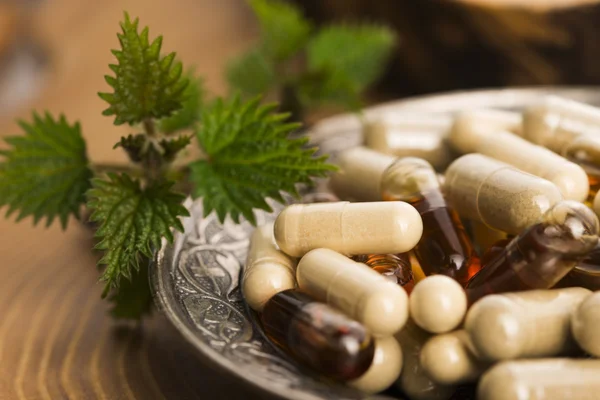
[0,1,275,398]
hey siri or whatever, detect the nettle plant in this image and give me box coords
[0,4,396,319]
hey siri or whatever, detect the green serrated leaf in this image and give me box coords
[0,112,93,229]
[190,96,336,224]
[160,135,192,162]
[87,173,189,290]
[296,69,362,111]
[114,133,146,162]
[226,48,275,97]
[99,12,189,125]
[107,265,153,319]
[159,71,204,134]
[249,0,312,61]
[307,24,396,91]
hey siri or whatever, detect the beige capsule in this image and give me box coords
[449,119,589,201]
[450,109,522,138]
[395,321,455,400]
[409,275,467,334]
[478,359,600,400]
[296,248,409,336]
[465,288,591,361]
[348,336,403,394]
[420,330,490,385]
[443,154,563,235]
[274,201,423,258]
[328,146,396,202]
[571,291,600,357]
[594,191,600,219]
[242,223,297,312]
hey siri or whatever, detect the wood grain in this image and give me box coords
[0,0,275,398]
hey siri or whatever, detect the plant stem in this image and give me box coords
[143,118,157,137]
[141,118,163,184]
[93,163,140,175]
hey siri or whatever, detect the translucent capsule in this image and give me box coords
[297,248,409,336]
[409,275,467,334]
[595,190,600,218]
[349,336,403,394]
[450,109,522,137]
[443,154,563,235]
[571,291,600,357]
[470,221,509,257]
[556,243,600,291]
[352,253,415,293]
[381,157,480,285]
[395,321,455,400]
[465,201,599,304]
[478,359,600,400]
[449,119,589,201]
[261,289,375,381]
[242,223,297,311]
[274,201,423,258]
[328,146,396,201]
[363,114,452,169]
[465,288,592,361]
[420,330,490,385]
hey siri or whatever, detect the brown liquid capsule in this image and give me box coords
[261,289,375,381]
[352,253,415,294]
[466,201,599,305]
[381,157,480,286]
[556,243,600,291]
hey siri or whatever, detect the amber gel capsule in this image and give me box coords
[571,291,600,357]
[555,243,600,291]
[465,201,599,304]
[444,154,563,235]
[261,289,375,381]
[352,253,415,293]
[381,157,480,285]
[465,288,592,361]
[274,201,423,258]
[478,359,600,400]
[297,248,409,336]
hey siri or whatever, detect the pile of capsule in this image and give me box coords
[242,96,600,400]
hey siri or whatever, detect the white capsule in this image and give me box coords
[242,223,297,312]
[571,291,600,357]
[329,146,396,201]
[410,275,467,334]
[420,330,489,385]
[451,109,522,138]
[297,248,409,336]
[449,120,589,201]
[274,201,423,258]
[349,336,403,394]
[478,359,600,400]
[465,288,591,361]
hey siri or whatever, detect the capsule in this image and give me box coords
[274,201,423,258]
[395,321,455,400]
[242,223,297,311]
[328,146,396,201]
[261,289,375,381]
[464,288,591,361]
[449,119,589,201]
[349,336,403,394]
[465,201,599,304]
[381,157,480,285]
[450,109,522,137]
[478,359,600,400]
[297,248,409,336]
[299,192,340,203]
[420,330,490,385]
[409,275,467,334]
[352,253,415,293]
[363,114,452,169]
[555,243,600,291]
[595,190,600,219]
[571,291,600,357]
[470,221,509,257]
[443,154,563,235]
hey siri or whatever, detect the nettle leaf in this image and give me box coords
[160,135,192,162]
[159,71,204,134]
[307,24,396,91]
[296,69,362,111]
[226,48,275,97]
[114,133,146,163]
[0,112,92,228]
[99,12,189,125]
[249,0,312,61]
[108,265,153,319]
[190,96,336,224]
[87,173,189,291]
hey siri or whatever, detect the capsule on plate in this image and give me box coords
[349,336,403,394]
[328,146,396,201]
[443,154,563,235]
[571,291,600,357]
[261,289,375,381]
[555,243,600,291]
[297,248,409,336]
[465,288,591,361]
[478,359,600,400]
[352,253,415,293]
[450,109,522,137]
[274,201,423,258]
